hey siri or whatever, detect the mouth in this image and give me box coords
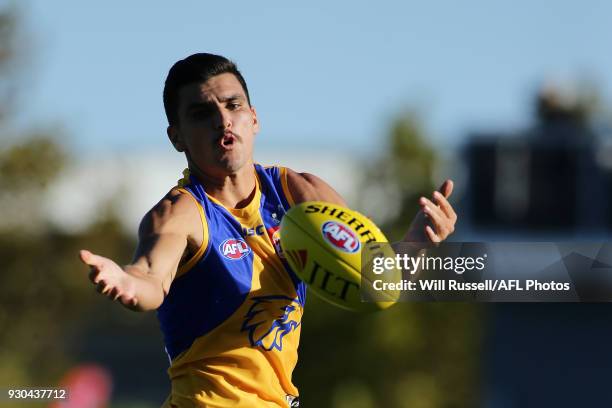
[218,132,237,150]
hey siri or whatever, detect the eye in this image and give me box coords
[227,102,241,110]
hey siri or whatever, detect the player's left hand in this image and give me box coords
[404,180,457,243]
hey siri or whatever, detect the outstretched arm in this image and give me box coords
[79,190,202,312]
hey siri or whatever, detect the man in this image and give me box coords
[79,53,457,407]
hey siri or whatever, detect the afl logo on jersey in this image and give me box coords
[267,225,284,258]
[321,221,361,253]
[220,238,251,260]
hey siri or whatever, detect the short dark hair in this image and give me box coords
[163,53,251,125]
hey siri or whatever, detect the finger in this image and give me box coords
[121,294,138,308]
[423,205,448,236]
[88,268,101,284]
[419,196,440,209]
[425,225,441,243]
[432,191,457,222]
[79,249,92,264]
[80,249,105,268]
[420,197,446,219]
[422,195,457,229]
[95,281,110,295]
[102,285,113,296]
[110,287,121,301]
[437,180,454,198]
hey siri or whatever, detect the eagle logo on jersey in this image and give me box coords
[241,295,301,351]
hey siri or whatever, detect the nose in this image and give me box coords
[214,107,232,130]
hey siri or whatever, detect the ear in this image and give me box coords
[250,106,260,134]
[167,125,185,152]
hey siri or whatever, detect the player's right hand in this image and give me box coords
[79,249,138,307]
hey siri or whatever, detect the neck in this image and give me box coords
[188,159,256,209]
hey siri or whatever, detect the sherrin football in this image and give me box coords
[280,201,399,312]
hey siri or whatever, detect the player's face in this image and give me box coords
[169,73,259,176]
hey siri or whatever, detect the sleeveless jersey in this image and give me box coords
[158,164,306,408]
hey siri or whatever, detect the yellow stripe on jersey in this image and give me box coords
[175,187,208,279]
[279,167,295,206]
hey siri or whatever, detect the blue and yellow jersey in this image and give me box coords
[158,164,306,408]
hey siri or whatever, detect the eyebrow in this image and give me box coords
[185,94,246,112]
[219,94,245,103]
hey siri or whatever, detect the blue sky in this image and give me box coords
[14,0,612,154]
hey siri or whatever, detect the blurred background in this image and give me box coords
[1,0,612,407]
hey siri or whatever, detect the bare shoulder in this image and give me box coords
[285,168,347,206]
[138,188,203,246]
